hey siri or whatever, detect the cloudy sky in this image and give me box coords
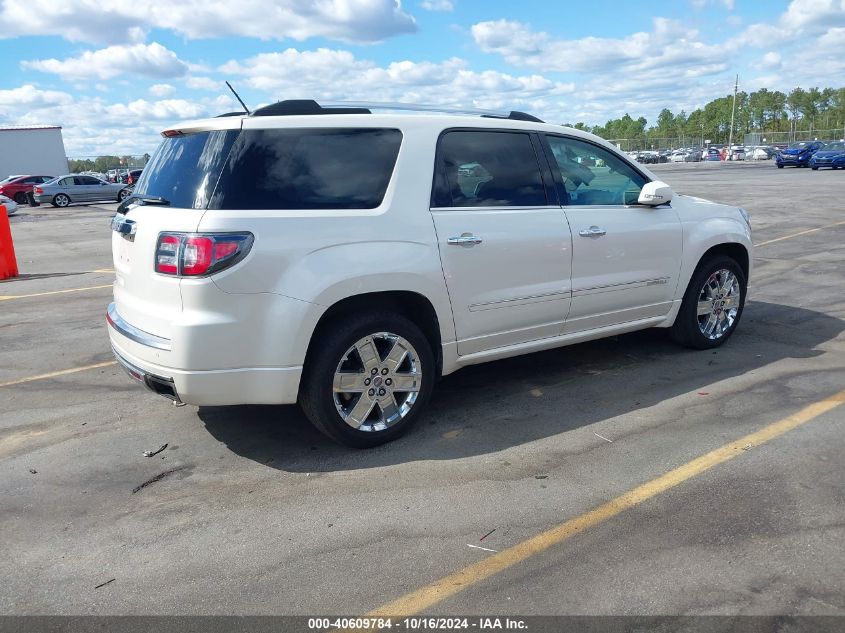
[1,0,843,156]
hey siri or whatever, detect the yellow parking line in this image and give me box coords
[366,388,845,618]
[0,361,118,388]
[755,220,845,247]
[0,284,112,301]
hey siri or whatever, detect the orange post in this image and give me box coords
[0,204,19,280]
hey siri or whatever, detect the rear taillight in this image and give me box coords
[154,232,253,277]
[155,234,180,275]
[34,187,43,194]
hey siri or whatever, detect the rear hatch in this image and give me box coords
[112,121,241,339]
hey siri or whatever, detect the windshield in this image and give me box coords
[788,142,811,149]
[133,130,240,208]
[823,141,845,150]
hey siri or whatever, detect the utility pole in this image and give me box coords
[727,74,739,156]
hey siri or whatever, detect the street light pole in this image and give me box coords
[728,74,739,157]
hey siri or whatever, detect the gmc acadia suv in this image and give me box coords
[107,100,752,447]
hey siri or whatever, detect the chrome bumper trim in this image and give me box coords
[112,346,181,403]
[107,302,172,351]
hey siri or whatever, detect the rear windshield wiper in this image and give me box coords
[130,195,170,206]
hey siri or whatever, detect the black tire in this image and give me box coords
[299,312,435,448]
[13,192,27,205]
[118,188,131,202]
[53,193,70,208]
[670,255,747,350]
[811,166,818,170]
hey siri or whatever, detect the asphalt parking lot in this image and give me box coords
[1,162,844,618]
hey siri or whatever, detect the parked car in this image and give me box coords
[747,146,776,160]
[809,141,845,170]
[776,141,825,168]
[126,169,143,185]
[34,175,132,207]
[669,150,687,163]
[0,193,18,215]
[703,147,721,161]
[728,147,746,161]
[0,174,54,205]
[107,100,752,447]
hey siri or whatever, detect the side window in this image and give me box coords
[209,128,402,210]
[434,131,546,207]
[74,177,90,186]
[545,136,647,206]
[60,177,74,186]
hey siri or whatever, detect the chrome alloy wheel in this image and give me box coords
[696,269,741,340]
[333,332,423,432]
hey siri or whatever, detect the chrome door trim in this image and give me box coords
[447,234,483,247]
[578,226,607,237]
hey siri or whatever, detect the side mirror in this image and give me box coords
[638,180,673,206]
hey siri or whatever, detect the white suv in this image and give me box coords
[107,100,751,447]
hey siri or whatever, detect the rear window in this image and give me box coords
[135,127,401,210]
[208,128,402,210]
[133,130,239,209]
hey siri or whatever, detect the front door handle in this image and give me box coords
[448,233,483,247]
[578,226,607,237]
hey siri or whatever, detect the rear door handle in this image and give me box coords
[578,226,606,237]
[448,233,483,247]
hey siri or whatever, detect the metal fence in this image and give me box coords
[607,129,845,152]
[743,129,845,145]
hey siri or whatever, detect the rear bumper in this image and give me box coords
[107,302,303,406]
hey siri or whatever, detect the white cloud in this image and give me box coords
[691,0,735,9]
[150,83,176,97]
[0,84,73,107]
[758,52,783,70]
[739,0,845,46]
[0,85,220,156]
[22,43,188,81]
[220,48,574,113]
[421,0,453,10]
[0,0,417,45]
[471,17,727,77]
[186,77,222,91]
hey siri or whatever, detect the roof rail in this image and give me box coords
[243,99,544,123]
[322,101,545,123]
[251,99,370,117]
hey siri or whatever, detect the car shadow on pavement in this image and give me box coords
[198,300,845,472]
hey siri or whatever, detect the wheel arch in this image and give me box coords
[697,242,750,281]
[303,290,444,380]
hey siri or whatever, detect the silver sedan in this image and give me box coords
[34,174,131,207]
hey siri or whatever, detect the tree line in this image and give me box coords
[67,154,150,174]
[566,86,845,149]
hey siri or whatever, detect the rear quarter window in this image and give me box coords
[208,128,402,210]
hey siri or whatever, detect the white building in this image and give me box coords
[0,125,68,178]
